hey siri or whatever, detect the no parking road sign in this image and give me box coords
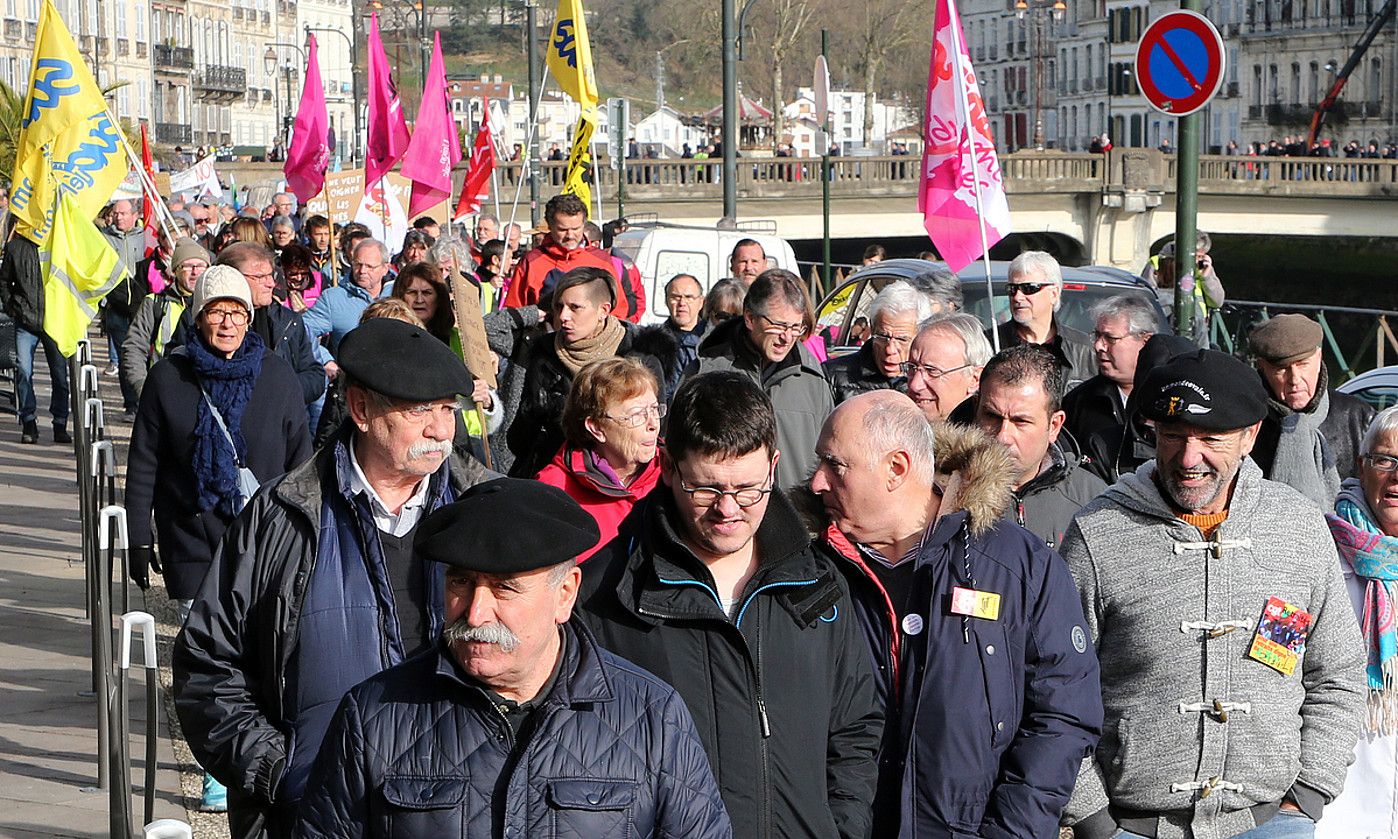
[1135,10,1226,117]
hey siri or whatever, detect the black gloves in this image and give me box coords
[130,545,160,591]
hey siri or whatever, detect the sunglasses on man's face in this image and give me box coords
[1006,282,1052,297]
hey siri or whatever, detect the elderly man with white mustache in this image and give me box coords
[173,318,498,839]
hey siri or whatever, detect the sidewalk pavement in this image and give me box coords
[0,339,216,837]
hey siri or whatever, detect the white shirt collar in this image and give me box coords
[347,438,433,537]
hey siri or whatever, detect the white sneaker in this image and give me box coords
[103,364,118,376]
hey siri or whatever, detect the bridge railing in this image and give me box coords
[1180,154,1398,194]
[1209,299,1398,379]
[494,151,1114,204]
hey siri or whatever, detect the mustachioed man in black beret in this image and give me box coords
[293,478,733,839]
[172,318,499,839]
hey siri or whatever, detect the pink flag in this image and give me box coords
[917,0,1011,272]
[284,34,330,204]
[366,13,410,188]
[453,99,496,220]
[401,33,462,219]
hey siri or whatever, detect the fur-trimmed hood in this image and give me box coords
[791,419,1017,540]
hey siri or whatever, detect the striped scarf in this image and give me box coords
[1326,485,1398,735]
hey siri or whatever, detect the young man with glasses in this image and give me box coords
[577,371,882,839]
[992,251,1095,386]
[689,268,834,489]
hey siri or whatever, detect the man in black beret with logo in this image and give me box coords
[1059,348,1364,839]
[293,478,732,839]
[173,318,498,839]
[1247,313,1375,507]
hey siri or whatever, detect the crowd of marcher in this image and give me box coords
[3,188,1396,839]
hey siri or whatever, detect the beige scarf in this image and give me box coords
[555,315,626,376]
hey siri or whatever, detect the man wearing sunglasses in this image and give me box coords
[577,371,882,839]
[993,251,1095,387]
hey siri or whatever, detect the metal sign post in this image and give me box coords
[1134,8,1224,341]
[816,38,831,297]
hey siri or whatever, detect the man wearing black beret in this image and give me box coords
[294,478,733,839]
[1059,348,1364,839]
[173,318,498,839]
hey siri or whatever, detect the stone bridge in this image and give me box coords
[222,150,1398,269]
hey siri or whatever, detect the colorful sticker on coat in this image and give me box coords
[1246,596,1313,676]
[950,586,1001,621]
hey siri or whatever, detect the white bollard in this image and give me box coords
[142,819,193,839]
[84,396,104,433]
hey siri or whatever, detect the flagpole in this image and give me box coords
[943,0,1000,353]
[108,109,180,246]
[505,62,554,238]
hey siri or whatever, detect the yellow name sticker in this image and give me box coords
[950,586,1001,621]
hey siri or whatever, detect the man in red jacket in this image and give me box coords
[504,194,628,315]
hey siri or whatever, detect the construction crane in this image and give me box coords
[1306,0,1397,149]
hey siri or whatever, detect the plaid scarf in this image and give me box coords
[1327,482,1398,735]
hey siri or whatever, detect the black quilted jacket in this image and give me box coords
[293,619,733,839]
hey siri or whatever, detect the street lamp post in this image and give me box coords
[266,42,306,151]
[306,25,363,166]
[1016,0,1065,150]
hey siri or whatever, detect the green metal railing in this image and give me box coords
[1209,300,1398,380]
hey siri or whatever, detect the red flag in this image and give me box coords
[139,123,159,254]
[366,13,411,188]
[917,0,1011,272]
[400,33,462,219]
[453,99,496,221]
[284,34,330,204]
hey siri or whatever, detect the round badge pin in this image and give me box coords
[902,614,924,636]
[1072,625,1088,654]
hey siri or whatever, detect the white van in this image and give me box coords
[610,222,800,326]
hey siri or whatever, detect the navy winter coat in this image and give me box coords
[818,442,1103,839]
[293,620,733,839]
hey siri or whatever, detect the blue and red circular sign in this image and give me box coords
[1134,10,1227,117]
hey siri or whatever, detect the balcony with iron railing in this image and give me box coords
[154,43,194,70]
[155,122,193,145]
[195,65,247,101]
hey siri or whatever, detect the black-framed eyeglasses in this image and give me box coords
[678,463,776,508]
[604,403,666,428]
[1364,453,1398,473]
[899,360,971,379]
[203,308,250,326]
[758,313,808,338]
[1006,282,1052,297]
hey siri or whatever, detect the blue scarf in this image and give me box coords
[187,330,265,517]
[1327,479,1398,734]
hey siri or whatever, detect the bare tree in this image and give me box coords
[844,0,930,148]
[750,0,825,148]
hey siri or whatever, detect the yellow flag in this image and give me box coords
[562,116,594,211]
[11,0,130,245]
[40,194,129,357]
[546,0,599,124]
